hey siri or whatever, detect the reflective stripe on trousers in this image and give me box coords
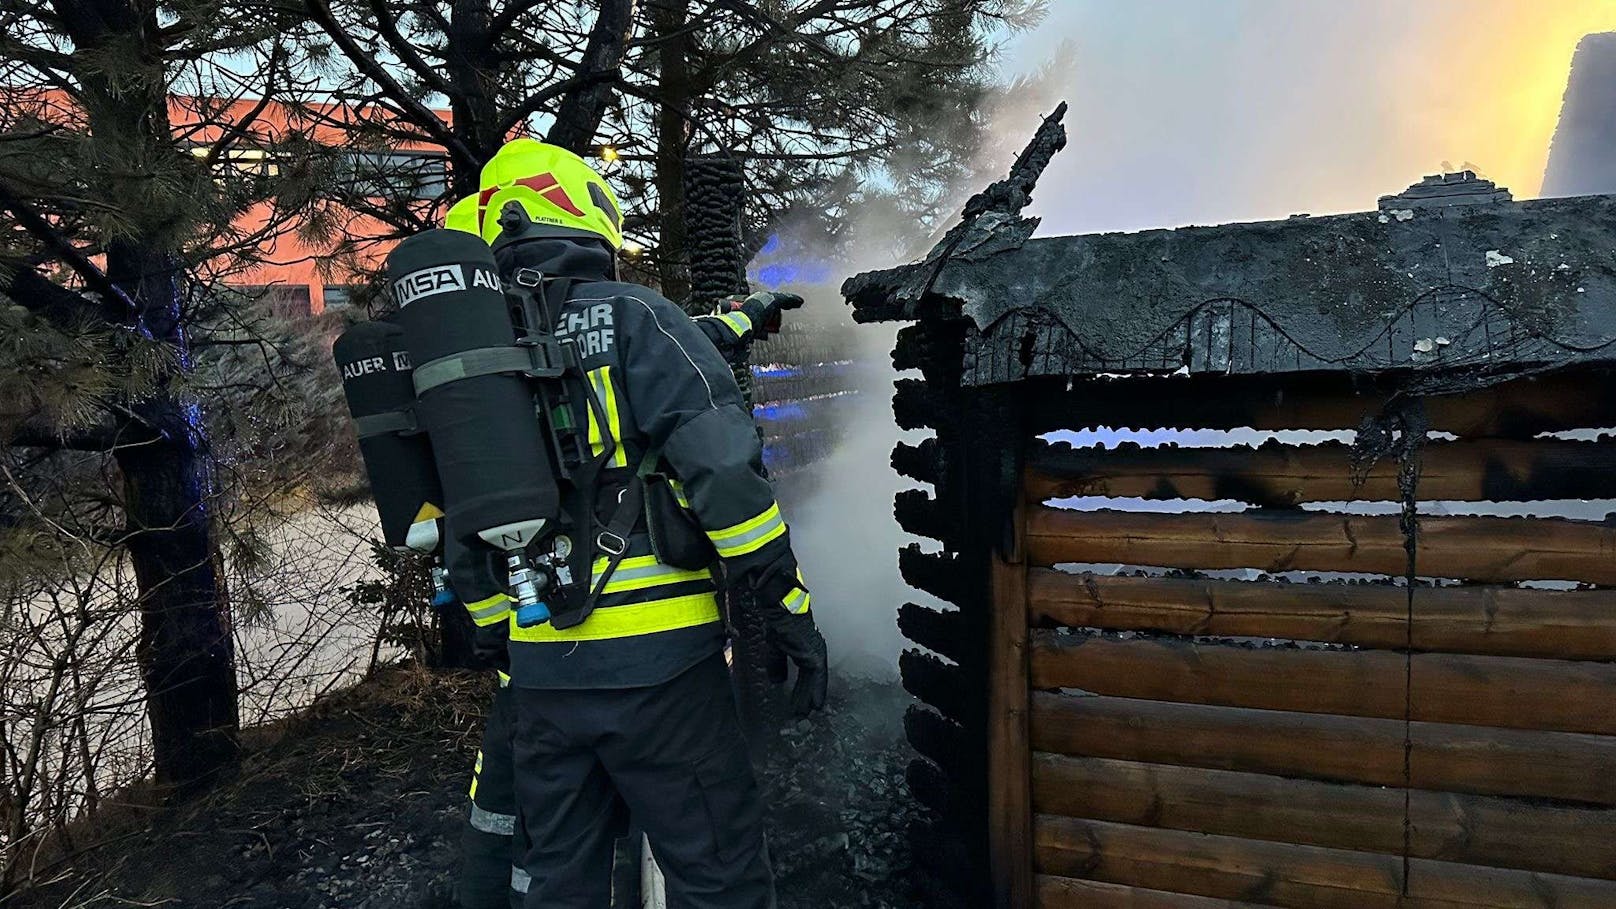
[470,803,516,835]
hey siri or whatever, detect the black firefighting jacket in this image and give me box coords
[449,237,807,689]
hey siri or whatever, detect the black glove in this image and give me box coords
[749,554,827,716]
[766,639,789,685]
[471,620,510,675]
[764,609,828,717]
[733,291,804,338]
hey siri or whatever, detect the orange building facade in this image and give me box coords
[169,95,452,315]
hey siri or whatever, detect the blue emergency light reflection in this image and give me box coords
[754,402,807,422]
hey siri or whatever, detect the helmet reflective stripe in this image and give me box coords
[444,195,481,235]
[479,139,624,250]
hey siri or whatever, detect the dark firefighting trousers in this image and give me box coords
[510,653,775,909]
[458,680,527,909]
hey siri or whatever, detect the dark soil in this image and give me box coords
[5,667,919,909]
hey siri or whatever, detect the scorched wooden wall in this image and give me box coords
[892,364,1616,908]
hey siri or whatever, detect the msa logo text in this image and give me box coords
[393,264,500,306]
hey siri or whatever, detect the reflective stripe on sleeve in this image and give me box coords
[667,478,692,509]
[465,593,513,627]
[511,866,531,894]
[783,587,811,615]
[469,750,483,799]
[586,366,630,468]
[470,803,516,835]
[707,502,787,559]
[718,311,752,337]
[509,593,721,643]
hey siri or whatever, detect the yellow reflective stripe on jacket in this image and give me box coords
[667,479,692,510]
[509,593,721,643]
[585,366,629,468]
[718,311,752,337]
[707,502,787,558]
[591,554,712,595]
[470,749,483,799]
[466,593,514,627]
[783,587,811,615]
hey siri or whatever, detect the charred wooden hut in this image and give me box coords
[848,106,1616,908]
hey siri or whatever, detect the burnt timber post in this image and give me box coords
[851,105,1066,906]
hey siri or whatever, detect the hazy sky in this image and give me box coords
[996,0,1616,236]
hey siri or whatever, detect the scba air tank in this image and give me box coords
[387,229,562,621]
[332,319,443,554]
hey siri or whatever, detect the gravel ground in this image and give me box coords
[7,666,919,909]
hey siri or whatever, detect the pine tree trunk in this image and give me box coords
[106,239,241,789]
[446,0,498,199]
[76,27,241,787]
[650,0,692,302]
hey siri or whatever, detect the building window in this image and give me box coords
[190,145,280,177]
[340,151,448,200]
[237,284,313,318]
[321,285,359,310]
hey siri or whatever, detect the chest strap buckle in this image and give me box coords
[596,530,627,557]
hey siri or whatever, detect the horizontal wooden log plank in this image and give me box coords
[902,648,967,719]
[1023,369,1616,438]
[1024,507,1616,584]
[1032,754,1616,881]
[1037,875,1278,908]
[1027,570,1616,660]
[1029,632,1616,734]
[1029,692,1616,805]
[898,602,965,662]
[1035,815,1616,908]
[1025,439,1616,506]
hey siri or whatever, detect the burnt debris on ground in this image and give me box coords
[6,667,917,909]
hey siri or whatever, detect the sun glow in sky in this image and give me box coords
[1000,0,1616,235]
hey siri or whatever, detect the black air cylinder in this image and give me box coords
[387,229,559,552]
[333,319,443,552]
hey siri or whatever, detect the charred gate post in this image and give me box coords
[848,104,1616,908]
[682,152,784,745]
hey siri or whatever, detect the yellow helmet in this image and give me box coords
[443,195,482,235]
[478,138,624,251]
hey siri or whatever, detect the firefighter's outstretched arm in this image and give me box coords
[691,290,805,366]
[618,290,829,716]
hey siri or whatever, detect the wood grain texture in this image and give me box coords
[1024,507,1616,584]
[1029,692,1616,805]
[1031,753,1616,881]
[1035,815,1616,908]
[1028,631,1616,734]
[1027,570,1616,660]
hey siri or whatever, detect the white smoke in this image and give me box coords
[765,72,1071,679]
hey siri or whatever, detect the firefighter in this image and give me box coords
[454,139,827,909]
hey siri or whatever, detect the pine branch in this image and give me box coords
[0,178,136,318]
[543,0,635,154]
[302,0,477,164]
[6,420,122,453]
[362,0,455,97]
